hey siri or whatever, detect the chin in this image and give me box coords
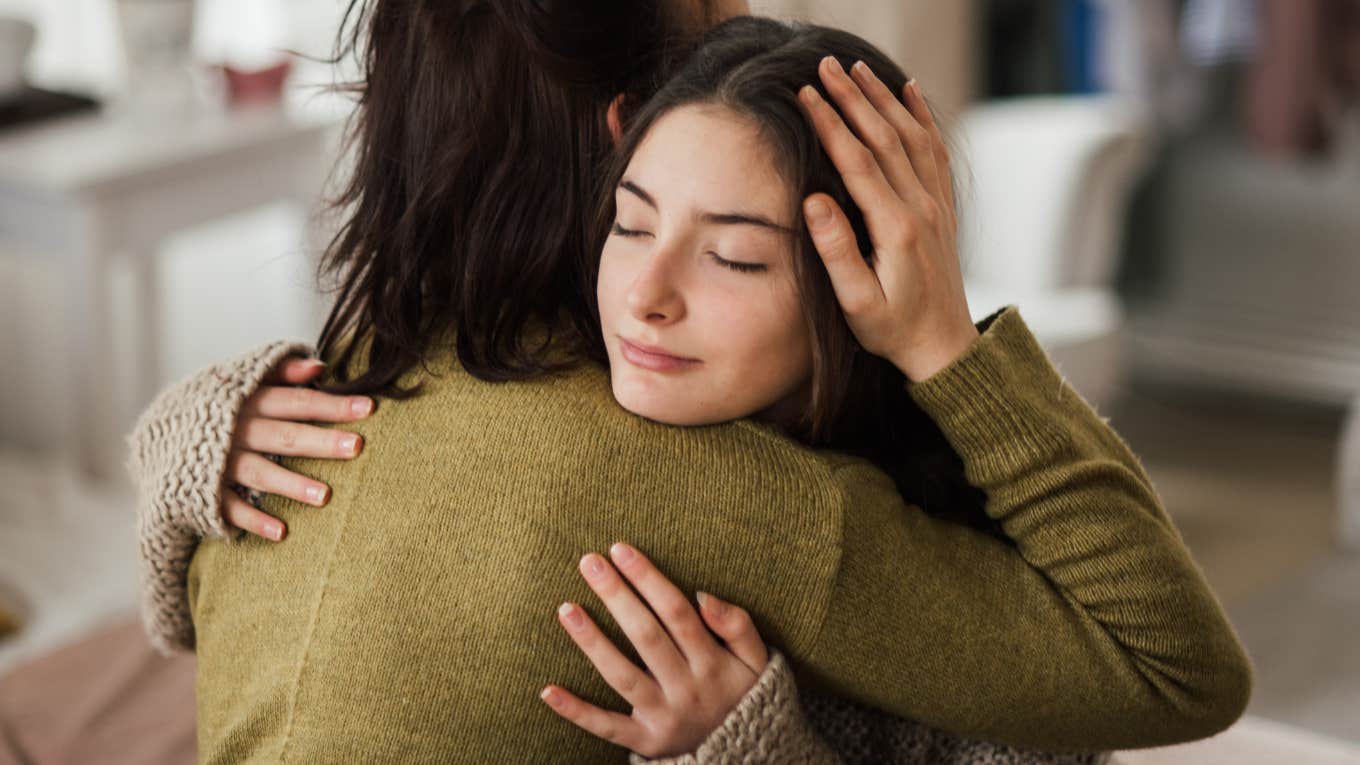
[610,377,715,427]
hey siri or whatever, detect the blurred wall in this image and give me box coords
[0,0,344,467]
[755,0,977,119]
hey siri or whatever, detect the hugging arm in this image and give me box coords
[127,341,371,652]
[553,546,1098,765]
[801,306,1252,751]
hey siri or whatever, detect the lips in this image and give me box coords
[618,337,701,373]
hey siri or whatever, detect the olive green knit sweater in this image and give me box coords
[185,307,1250,763]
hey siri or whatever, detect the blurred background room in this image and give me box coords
[0,0,1356,762]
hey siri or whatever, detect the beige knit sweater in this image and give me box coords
[128,339,1107,765]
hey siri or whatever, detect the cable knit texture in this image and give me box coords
[129,308,1251,762]
[126,340,313,653]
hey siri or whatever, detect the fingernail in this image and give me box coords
[558,602,585,629]
[339,434,361,455]
[852,60,871,78]
[306,484,329,505]
[581,554,605,577]
[265,522,284,541]
[805,199,832,226]
[799,85,821,105]
[351,397,373,417]
[609,542,636,565]
[823,55,843,75]
[540,686,564,707]
[906,77,918,94]
[697,591,726,618]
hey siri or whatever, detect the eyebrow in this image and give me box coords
[620,179,796,235]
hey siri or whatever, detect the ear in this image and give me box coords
[607,93,627,146]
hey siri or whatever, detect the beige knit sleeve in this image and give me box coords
[631,651,841,765]
[126,340,314,653]
[630,649,1109,765]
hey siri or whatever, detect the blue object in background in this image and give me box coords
[1061,0,1105,93]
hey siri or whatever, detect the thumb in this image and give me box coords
[266,356,327,385]
[803,194,882,320]
[697,592,768,673]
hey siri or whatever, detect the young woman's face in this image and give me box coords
[597,105,813,427]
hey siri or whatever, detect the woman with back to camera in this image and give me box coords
[129,2,1251,756]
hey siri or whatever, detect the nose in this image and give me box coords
[626,247,686,325]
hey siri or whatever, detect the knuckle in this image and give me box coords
[917,202,941,229]
[867,123,899,153]
[616,671,641,697]
[658,598,691,626]
[904,123,931,151]
[635,622,666,649]
[275,425,298,452]
[727,605,753,631]
[889,221,917,250]
[842,293,875,316]
[848,146,877,175]
[289,386,313,413]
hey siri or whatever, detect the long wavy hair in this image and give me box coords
[588,17,989,523]
[314,0,700,393]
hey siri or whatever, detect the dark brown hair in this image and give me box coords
[315,0,698,393]
[589,17,988,521]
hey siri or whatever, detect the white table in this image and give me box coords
[0,105,338,477]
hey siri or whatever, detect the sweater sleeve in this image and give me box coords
[800,306,1252,751]
[631,650,841,765]
[631,648,1108,765]
[126,340,314,653]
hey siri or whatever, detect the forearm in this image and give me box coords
[128,339,313,652]
[804,307,1251,750]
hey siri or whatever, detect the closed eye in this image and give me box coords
[709,252,768,273]
[612,222,653,238]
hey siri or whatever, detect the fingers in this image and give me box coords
[579,553,689,689]
[539,684,645,752]
[243,385,374,424]
[817,56,929,210]
[225,450,331,508]
[803,194,884,320]
[263,356,327,385]
[608,543,718,665]
[845,62,947,220]
[555,601,659,708]
[696,592,768,674]
[902,78,957,223]
[222,490,286,541]
[236,417,364,460]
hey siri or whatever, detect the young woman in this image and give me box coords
[128,5,1251,764]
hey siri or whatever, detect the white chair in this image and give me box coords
[954,95,1153,412]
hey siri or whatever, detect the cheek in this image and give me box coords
[708,281,811,381]
[596,244,631,330]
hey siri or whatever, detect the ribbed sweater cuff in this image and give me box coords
[906,306,1075,481]
[632,650,838,765]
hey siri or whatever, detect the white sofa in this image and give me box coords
[954,95,1153,413]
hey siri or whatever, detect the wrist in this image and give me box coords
[895,322,980,382]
